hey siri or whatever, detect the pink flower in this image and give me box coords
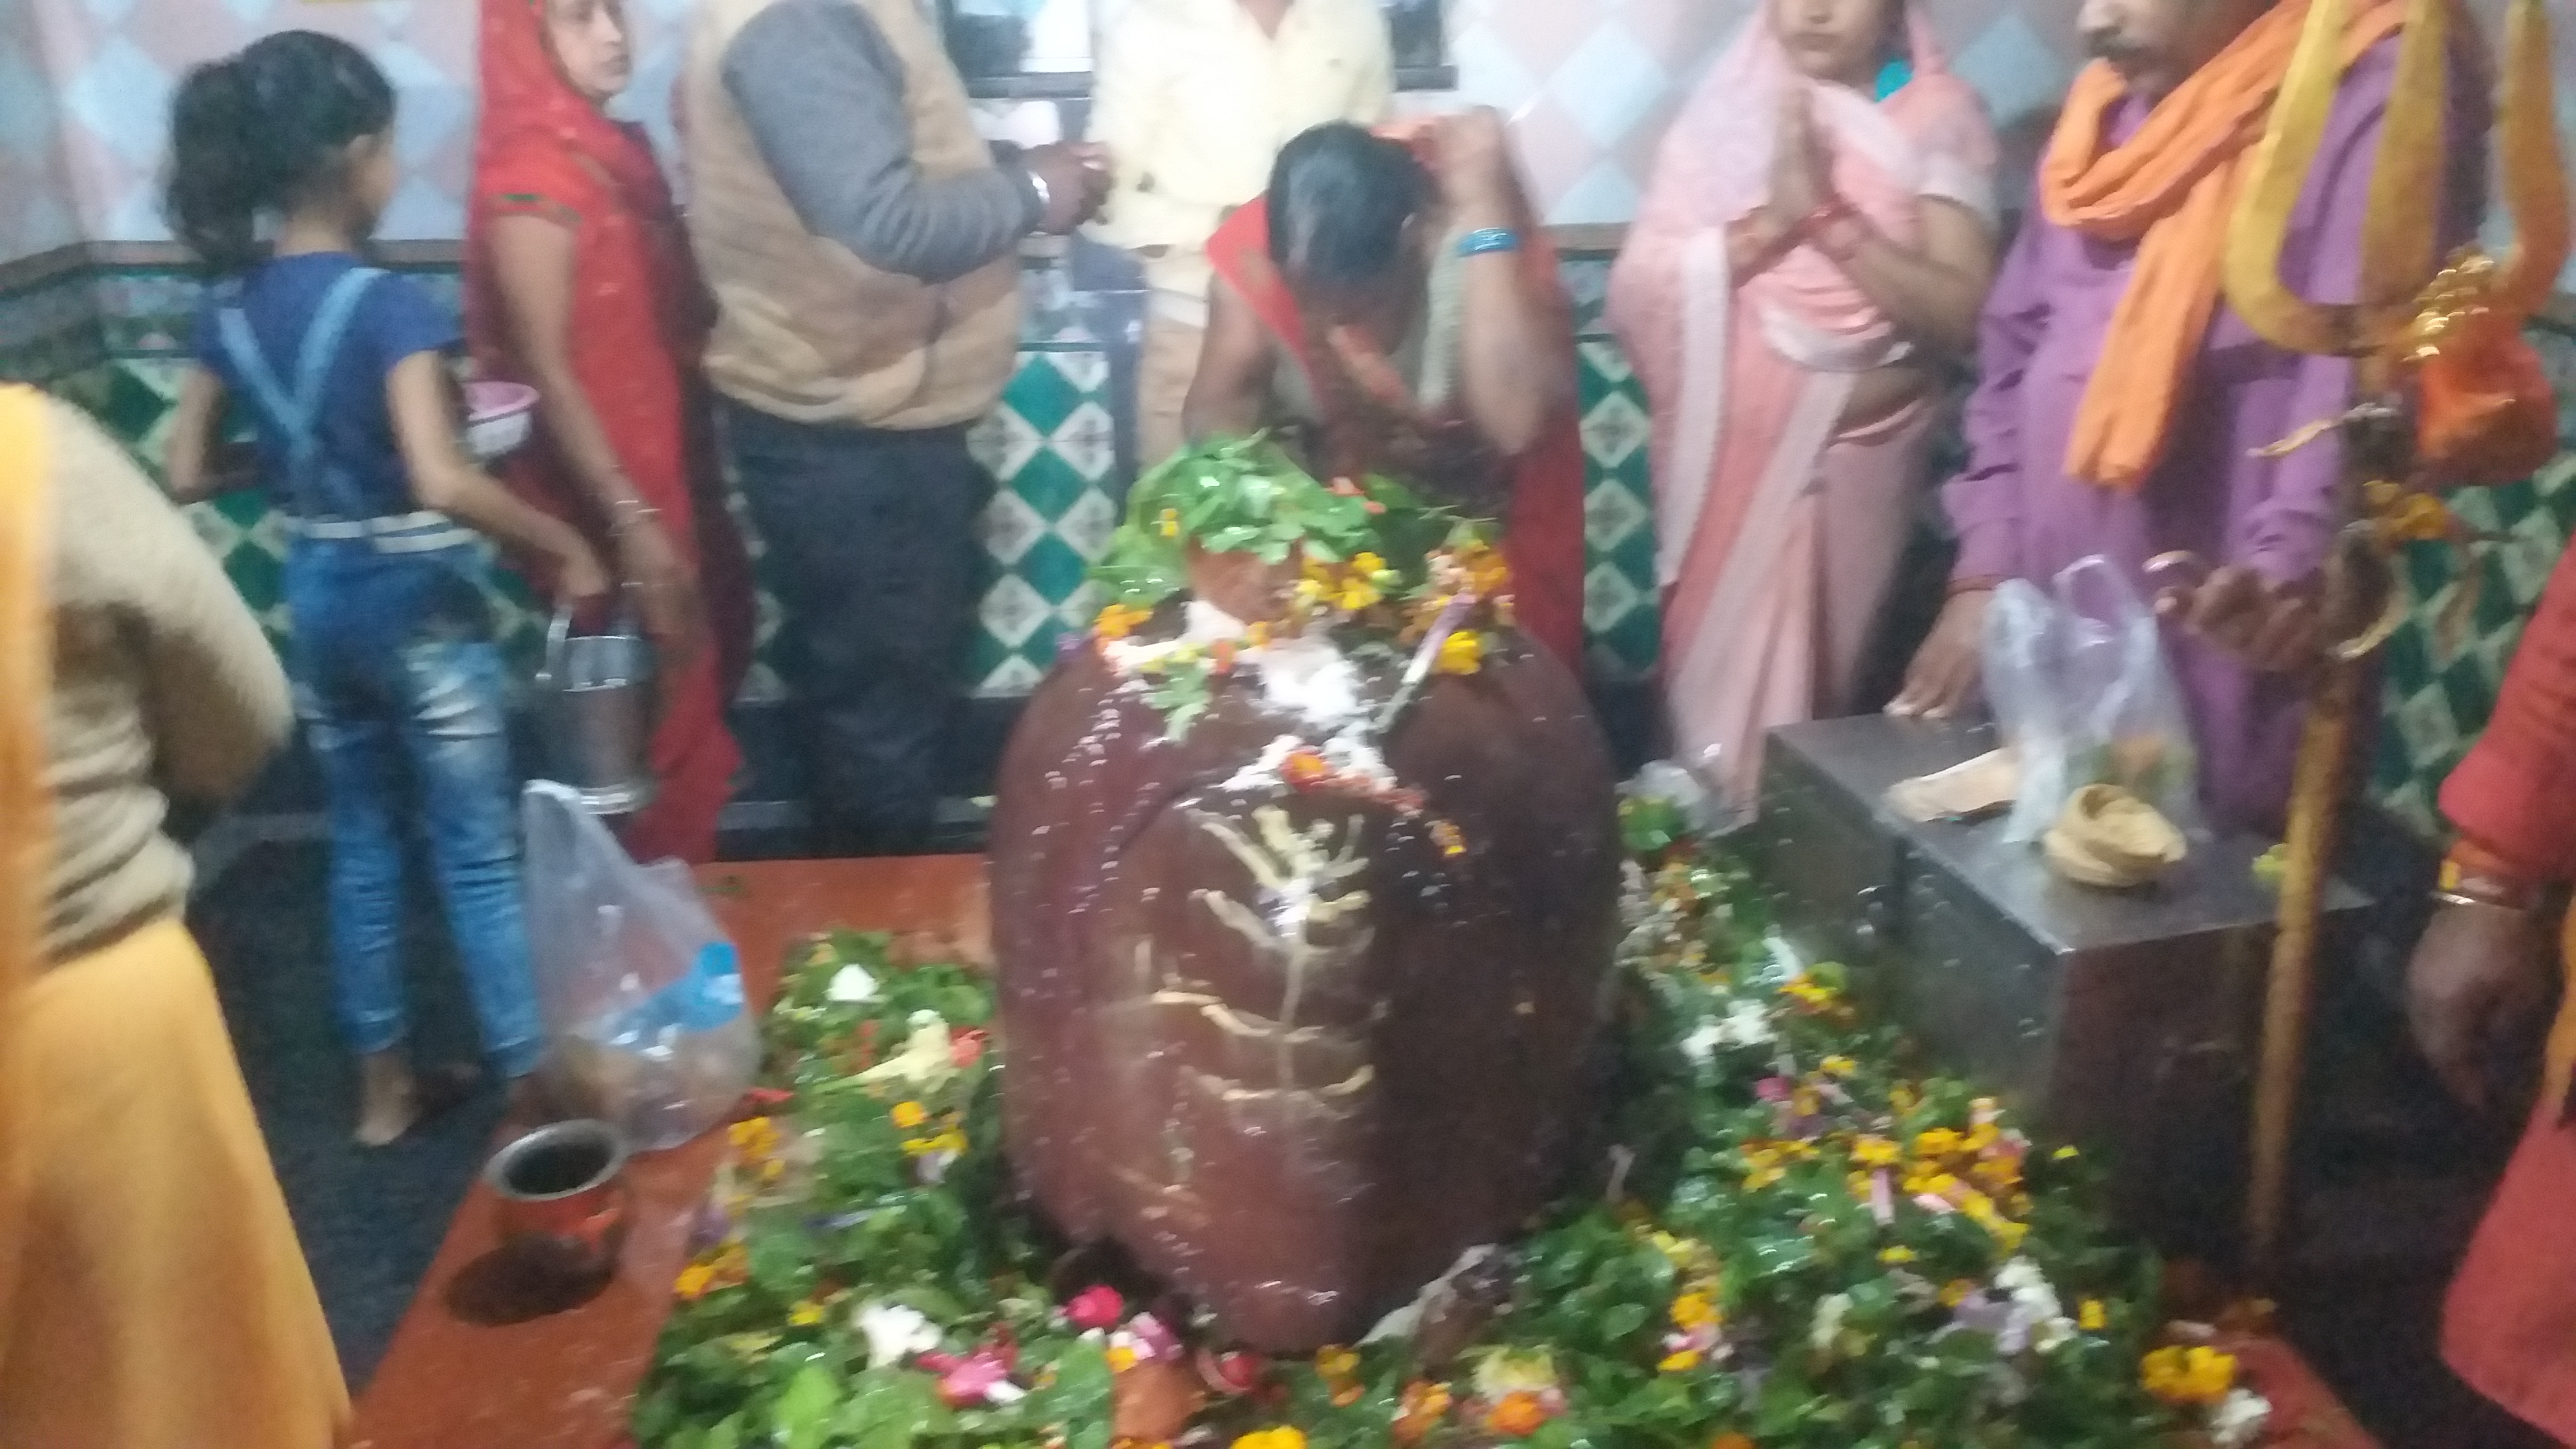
[949,1027,989,1068]
[1754,1077,1792,1104]
[918,1347,1025,1407]
[1066,1285,1125,1332]
[1126,1311,1183,1363]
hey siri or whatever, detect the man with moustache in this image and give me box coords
[1887,0,2485,834]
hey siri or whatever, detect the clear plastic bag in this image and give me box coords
[1981,556,2203,845]
[521,780,759,1150]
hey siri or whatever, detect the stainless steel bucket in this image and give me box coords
[538,605,657,816]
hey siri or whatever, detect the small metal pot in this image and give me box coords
[486,1118,632,1282]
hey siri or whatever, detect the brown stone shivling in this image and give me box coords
[990,619,1620,1352]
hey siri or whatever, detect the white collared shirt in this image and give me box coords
[1090,0,1395,326]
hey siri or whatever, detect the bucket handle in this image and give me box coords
[539,602,647,692]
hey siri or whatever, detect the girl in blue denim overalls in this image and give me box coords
[163,32,610,1145]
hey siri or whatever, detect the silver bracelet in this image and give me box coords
[1025,167,1053,219]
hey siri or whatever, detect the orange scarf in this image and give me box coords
[2041,0,2407,488]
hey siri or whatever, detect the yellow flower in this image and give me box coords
[674,1262,716,1301]
[1658,1348,1704,1374]
[1107,1344,1139,1374]
[1938,1279,1976,1308]
[1232,1430,1306,1449]
[1744,1164,1786,1191]
[1913,1128,1965,1159]
[1879,1246,1916,1265]
[1670,1292,1718,1330]
[1159,508,1182,539]
[2053,1144,2081,1161]
[1890,1083,1920,1114]
[1820,1055,1857,1078]
[891,1100,929,1129]
[2080,1300,2108,1332]
[789,1300,825,1327]
[1095,602,1152,640]
[1351,551,1386,576]
[1436,631,1484,675]
[1246,621,1272,648]
[1851,1135,1901,1168]
[728,1116,781,1158]
[2141,1346,2236,1407]
[1315,1346,1359,1380]
[1780,975,1840,1011]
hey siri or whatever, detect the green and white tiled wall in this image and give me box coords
[6,249,2572,838]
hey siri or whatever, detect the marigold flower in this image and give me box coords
[1879,1246,1916,1265]
[1315,1346,1359,1379]
[728,1115,781,1157]
[891,1101,929,1129]
[2141,1346,2236,1407]
[1246,620,1273,648]
[1914,1128,1966,1159]
[1658,1349,1703,1374]
[1351,551,1386,576]
[1820,1054,1858,1077]
[1158,508,1182,538]
[2080,1299,2108,1332]
[674,1262,716,1301]
[1232,1429,1306,1449]
[1281,749,1332,788]
[789,1300,826,1327]
[1851,1135,1900,1168]
[1484,1391,1549,1438]
[1095,602,1152,640]
[1392,1381,1453,1445]
[1106,1344,1139,1374]
[1670,1291,1718,1329]
[1938,1279,1976,1308]
[1890,1083,1920,1113]
[1436,631,1484,675]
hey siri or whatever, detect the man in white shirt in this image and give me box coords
[1090,0,1394,466]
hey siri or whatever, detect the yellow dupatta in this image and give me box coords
[0,385,54,1384]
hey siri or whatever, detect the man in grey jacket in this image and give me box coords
[686,0,1107,855]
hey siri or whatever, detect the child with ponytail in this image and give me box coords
[162,31,607,1145]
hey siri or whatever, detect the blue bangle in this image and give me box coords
[1457,227,1521,258]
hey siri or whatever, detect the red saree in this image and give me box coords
[1203,199,1589,670]
[464,0,752,864]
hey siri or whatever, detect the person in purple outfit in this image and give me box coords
[1887,0,2485,833]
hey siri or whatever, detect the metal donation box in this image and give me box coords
[1749,716,2369,1253]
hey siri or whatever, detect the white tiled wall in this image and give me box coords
[7,0,2574,268]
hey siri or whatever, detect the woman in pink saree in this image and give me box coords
[1609,0,1999,806]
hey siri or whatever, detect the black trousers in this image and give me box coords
[723,399,988,853]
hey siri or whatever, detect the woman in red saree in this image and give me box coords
[465,0,753,863]
[1187,113,1588,670]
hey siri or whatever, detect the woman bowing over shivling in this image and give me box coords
[1610,0,1998,807]
[467,0,755,863]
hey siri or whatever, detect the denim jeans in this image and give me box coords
[722,401,988,853]
[285,533,544,1078]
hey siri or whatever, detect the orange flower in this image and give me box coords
[1711,1436,1757,1449]
[1096,602,1153,640]
[1281,749,1332,789]
[1484,1391,1549,1438]
[1392,1381,1453,1445]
